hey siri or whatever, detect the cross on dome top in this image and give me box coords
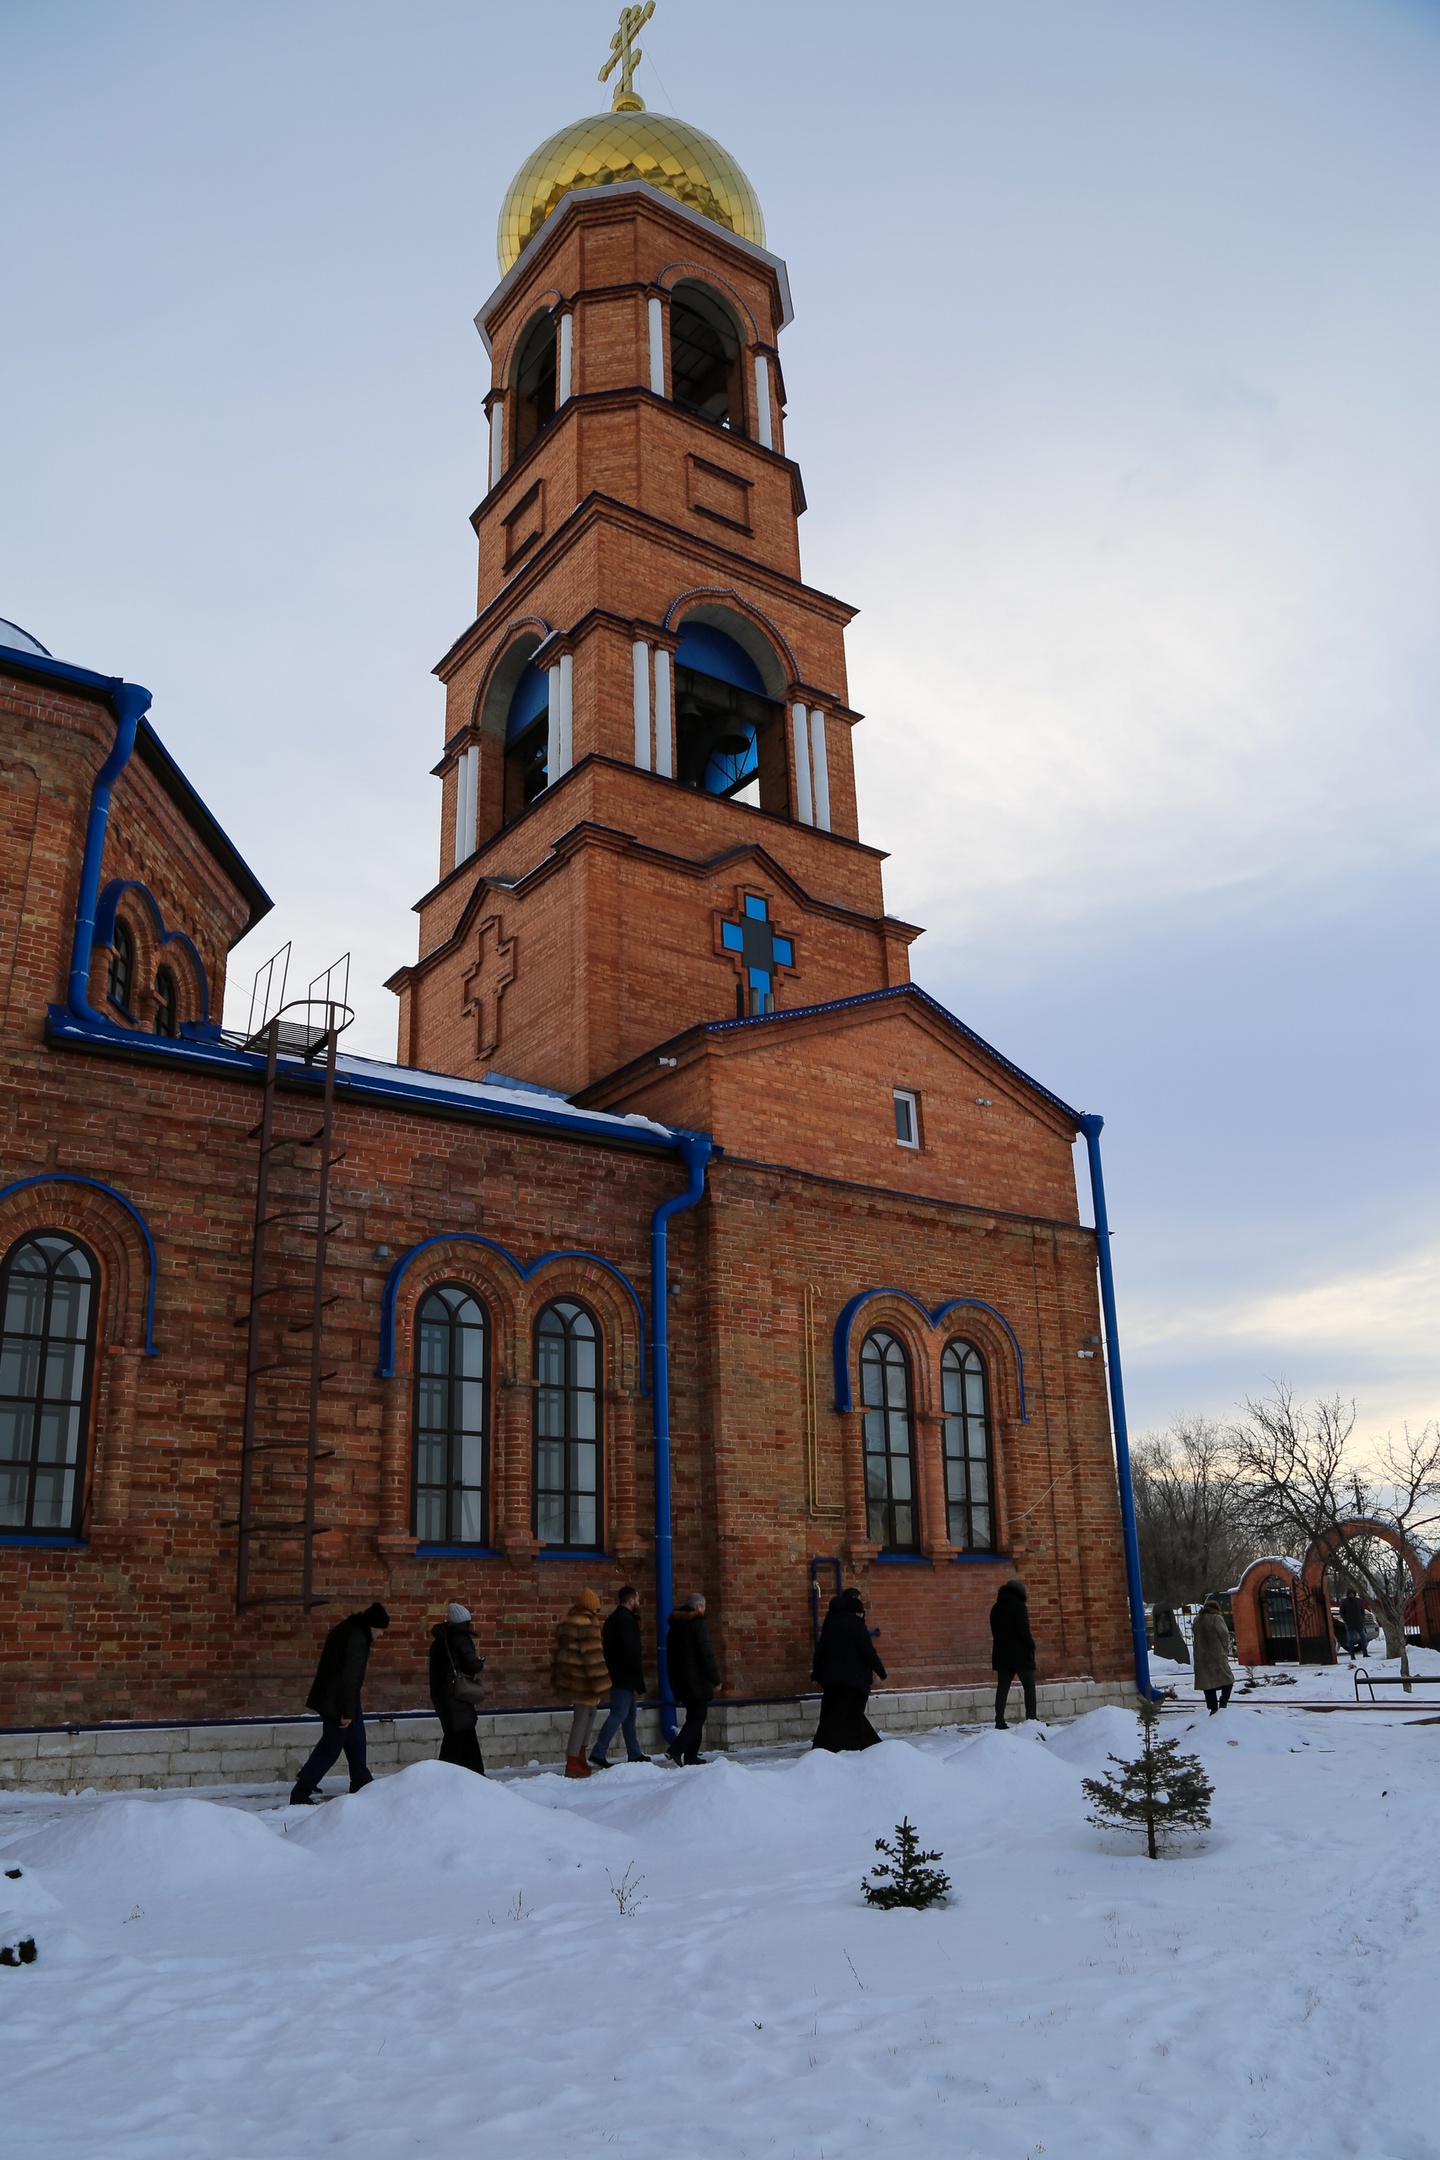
[598,2,654,113]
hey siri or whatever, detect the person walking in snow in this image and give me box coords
[552,1588,611,1779]
[990,1578,1037,1729]
[428,1602,487,1775]
[289,1602,390,1805]
[590,1585,648,1768]
[1338,1590,1367,1661]
[665,1592,720,1765]
[1192,1597,1234,1713]
[811,1585,886,1752]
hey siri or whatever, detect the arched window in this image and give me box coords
[860,1328,917,1552]
[512,312,557,458]
[669,280,743,430]
[941,1339,995,1551]
[107,921,134,1013]
[153,966,179,1038]
[412,1285,488,1545]
[672,622,774,804]
[533,1299,601,1549]
[503,657,551,821]
[0,1233,98,1536]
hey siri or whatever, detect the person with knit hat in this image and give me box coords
[428,1602,487,1775]
[551,1588,611,1778]
[289,1602,390,1805]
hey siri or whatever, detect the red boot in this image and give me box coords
[564,1754,592,1779]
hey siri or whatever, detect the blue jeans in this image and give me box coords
[291,1709,372,1798]
[591,1686,645,1763]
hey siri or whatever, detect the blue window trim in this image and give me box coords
[94,879,212,1021]
[952,1549,1009,1562]
[0,1534,89,1550]
[832,1289,1027,1423]
[414,1544,501,1560]
[0,1174,159,1356]
[536,1547,610,1560]
[873,1552,932,1565]
[376,1233,646,1390]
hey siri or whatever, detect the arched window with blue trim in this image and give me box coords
[533,1299,602,1549]
[0,1231,98,1536]
[503,658,550,821]
[107,921,135,1015]
[941,1339,995,1550]
[412,1285,489,1546]
[861,1328,917,1553]
[669,281,743,430]
[673,622,778,806]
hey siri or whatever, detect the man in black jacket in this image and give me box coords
[665,1593,719,1765]
[289,1602,390,1804]
[990,1579,1037,1728]
[811,1586,886,1751]
[590,1585,648,1767]
[429,1602,486,1775]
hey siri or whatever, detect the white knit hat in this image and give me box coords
[447,1603,471,1625]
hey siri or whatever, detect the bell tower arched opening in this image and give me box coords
[503,657,551,821]
[669,280,743,432]
[673,621,782,811]
[512,311,558,458]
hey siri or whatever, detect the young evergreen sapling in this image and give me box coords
[862,1817,952,1909]
[1082,1697,1213,1858]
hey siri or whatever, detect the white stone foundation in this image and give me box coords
[0,1678,1139,1794]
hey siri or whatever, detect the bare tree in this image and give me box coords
[1131,1416,1264,1605]
[1231,1385,1440,1690]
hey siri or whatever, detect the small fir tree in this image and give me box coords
[862,1817,952,1909]
[1082,1697,1213,1859]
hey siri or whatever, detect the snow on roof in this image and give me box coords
[333,1052,681,1141]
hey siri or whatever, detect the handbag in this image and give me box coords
[447,1643,486,1707]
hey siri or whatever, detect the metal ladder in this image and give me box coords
[232,999,346,1616]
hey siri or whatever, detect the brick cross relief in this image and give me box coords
[462,914,516,1059]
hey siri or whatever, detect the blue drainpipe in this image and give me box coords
[650,1135,712,1742]
[67,680,154,1026]
[1077,1114,1154,1701]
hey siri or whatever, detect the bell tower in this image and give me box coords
[388,22,919,1093]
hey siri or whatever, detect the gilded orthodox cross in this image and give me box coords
[719,893,794,1016]
[462,914,516,1059]
[599,1,655,112]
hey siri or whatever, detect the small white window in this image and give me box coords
[893,1088,919,1149]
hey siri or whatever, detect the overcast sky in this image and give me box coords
[3,0,1437,1442]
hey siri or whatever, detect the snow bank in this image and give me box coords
[285,1757,631,1880]
[12,1793,309,1899]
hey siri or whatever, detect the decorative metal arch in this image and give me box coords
[832,1288,1028,1422]
[0,1174,159,1355]
[375,1233,648,1389]
[94,879,211,1021]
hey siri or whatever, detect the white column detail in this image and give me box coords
[653,647,673,777]
[647,295,665,396]
[453,744,478,865]
[791,702,813,825]
[632,640,652,770]
[754,353,773,450]
[488,399,504,489]
[809,710,831,831]
[549,652,573,780]
[557,312,573,405]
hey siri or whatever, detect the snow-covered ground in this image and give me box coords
[3,1660,1438,2160]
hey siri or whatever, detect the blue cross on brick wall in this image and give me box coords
[720,894,793,1014]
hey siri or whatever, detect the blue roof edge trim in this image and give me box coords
[44,1006,710,1158]
[703,983,1085,1126]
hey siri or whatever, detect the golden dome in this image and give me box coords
[497,109,765,274]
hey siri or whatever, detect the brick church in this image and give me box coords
[0,48,1143,1745]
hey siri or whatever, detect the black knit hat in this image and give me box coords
[361,1602,391,1630]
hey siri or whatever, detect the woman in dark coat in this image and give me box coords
[428,1602,486,1774]
[990,1578,1037,1728]
[811,1587,887,1751]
